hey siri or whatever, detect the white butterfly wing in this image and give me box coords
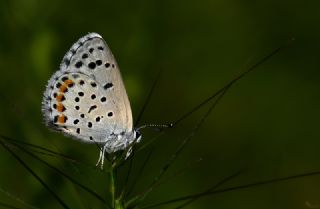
[42,33,133,147]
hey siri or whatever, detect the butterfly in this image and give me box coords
[42,33,141,168]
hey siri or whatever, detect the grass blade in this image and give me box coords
[0,139,71,209]
[141,170,320,209]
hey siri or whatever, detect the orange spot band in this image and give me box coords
[57,103,65,112]
[58,115,66,124]
[59,85,68,93]
[64,79,74,85]
[56,94,64,102]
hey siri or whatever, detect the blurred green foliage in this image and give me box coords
[0,0,320,208]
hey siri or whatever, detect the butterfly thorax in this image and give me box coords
[102,129,141,153]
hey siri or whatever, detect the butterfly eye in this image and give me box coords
[135,131,141,140]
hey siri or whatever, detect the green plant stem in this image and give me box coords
[109,164,125,209]
[109,166,116,208]
[115,199,124,209]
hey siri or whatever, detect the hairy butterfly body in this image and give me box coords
[42,33,141,168]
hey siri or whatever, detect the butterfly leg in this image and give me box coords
[96,148,103,167]
[95,143,108,169]
[125,146,133,160]
[100,143,108,169]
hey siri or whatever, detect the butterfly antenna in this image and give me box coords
[136,123,173,132]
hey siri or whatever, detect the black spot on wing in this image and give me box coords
[54,115,58,123]
[64,58,70,66]
[88,62,96,69]
[100,97,106,102]
[96,60,102,66]
[75,61,83,68]
[88,105,97,113]
[82,53,88,59]
[104,83,113,90]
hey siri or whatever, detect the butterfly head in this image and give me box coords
[133,129,142,143]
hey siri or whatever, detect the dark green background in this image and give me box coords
[0,0,320,208]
